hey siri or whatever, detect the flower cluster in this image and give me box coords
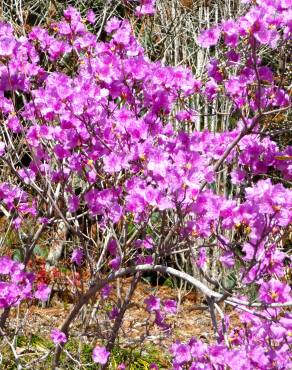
[198,0,291,111]
[135,0,156,17]
[0,256,50,308]
[0,1,290,368]
[170,308,292,369]
[144,295,177,331]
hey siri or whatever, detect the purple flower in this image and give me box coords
[0,36,16,57]
[198,27,221,48]
[0,256,16,274]
[176,110,198,123]
[204,78,218,101]
[226,50,240,65]
[171,343,191,365]
[7,116,22,133]
[0,22,13,37]
[252,20,272,45]
[188,338,208,359]
[155,310,170,331]
[101,284,112,299]
[86,9,95,24]
[163,299,177,314]
[12,217,22,230]
[196,248,207,270]
[34,283,51,301]
[108,307,119,320]
[113,28,131,46]
[105,17,121,34]
[50,329,67,345]
[109,256,121,271]
[107,238,117,256]
[222,19,238,47]
[259,279,291,304]
[67,194,80,213]
[258,66,273,83]
[18,168,36,185]
[266,248,286,277]
[54,144,69,160]
[150,363,158,370]
[92,346,110,365]
[144,295,160,312]
[207,58,223,82]
[135,236,154,250]
[136,255,153,265]
[71,248,83,266]
[231,169,246,185]
[135,1,156,17]
[38,217,49,225]
[220,251,235,269]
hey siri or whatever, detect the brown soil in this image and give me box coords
[17,278,238,351]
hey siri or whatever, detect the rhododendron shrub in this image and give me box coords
[0,0,291,368]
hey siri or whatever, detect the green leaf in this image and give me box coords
[33,244,48,258]
[12,249,23,262]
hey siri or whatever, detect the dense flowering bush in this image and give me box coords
[0,0,291,368]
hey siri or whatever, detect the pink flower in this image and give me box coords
[222,19,238,47]
[176,110,198,122]
[170,343,191,365]
[7,116,22,133]
[12,217,22,230]
[207,58,223,82]
[135,1,156,17]
[68,194,80,213]
[109,256,121,271]
[220,251,235,269]
[108,307,119,320]
[101,284,112,299]
[196,248,207,270]
[71,248,83,266]
[144,295,160,312]
[135,237,154,250]
[18,168,36,185]
[252,20,272,45]
[54,144,69,160]
[113,28,131,45]
[259,279,291,304]
[38,217,49,225]
[163,299,177,314]
[136,255,153,265]
[86,9,95,24]
[105,17,121,34]
[231,169,246,185]
[0,36,16,57]
[50,329,67,345]
[92,346,110,365]
[0,256,15,274]
[150,363,158,370]
[107,238,117,256]
[204,78,218,101]
[198,27,221,48]
[34,283,51,301]
[258,66,273,83]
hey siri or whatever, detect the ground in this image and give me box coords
[2,277,239,369]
